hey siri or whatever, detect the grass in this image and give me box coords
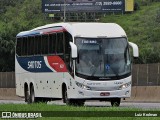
[101,2,160,43]
[100,2,160,63]
[0,103,160,120]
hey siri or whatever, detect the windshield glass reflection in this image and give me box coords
[75,37,131,80]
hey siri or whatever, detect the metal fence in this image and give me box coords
[0,63,160,88]
[0,72,15,88]
[132,63,160,86]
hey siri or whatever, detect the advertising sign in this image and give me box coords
[125,0,134,12]
[42,0,125,13]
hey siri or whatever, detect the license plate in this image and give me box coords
[100,92,110,96]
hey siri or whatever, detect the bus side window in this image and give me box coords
[49,34,56,54]
[22,37,28,56]
[31,36,35,55]
[34,35,42,55]
[27,37,30,55]
[16,38,22,56]
[42,35,49,55]
[34,36,38,55]
[28,36,34,55]
[64,32,72,62]
[21,38,24,56]
[57,33,64,56]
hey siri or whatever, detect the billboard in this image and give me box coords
[42,0,125,13]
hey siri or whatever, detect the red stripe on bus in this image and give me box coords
[47,56,68,72]
[43,28,67,34]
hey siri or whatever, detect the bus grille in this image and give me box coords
[89,86,119,91]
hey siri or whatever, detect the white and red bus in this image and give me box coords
[15,23,138,106]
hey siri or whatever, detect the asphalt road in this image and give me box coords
[0,100,160,109]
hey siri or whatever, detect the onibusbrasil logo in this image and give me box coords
[1,112,42,119]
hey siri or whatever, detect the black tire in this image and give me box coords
[30,85,35,103]
[67,99,85,106]
[35,98,48,103]
[62,87,66,103]
[64,87,85,106]
[25,89,30,104]
[111,98,121,107]
[64,87,71,105]
[74,100,85,106]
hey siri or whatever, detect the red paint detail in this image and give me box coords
[47,56,68,72]
[42,27,67,35]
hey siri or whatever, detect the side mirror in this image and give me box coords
[69,42,77,59]
[129,42,139,58]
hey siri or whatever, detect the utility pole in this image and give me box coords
[63,0,66,22]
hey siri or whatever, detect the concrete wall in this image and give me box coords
[125,86,160,102]
[0,88,21,100]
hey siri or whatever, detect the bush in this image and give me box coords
[134,2,140,11]
[156,9,160,23]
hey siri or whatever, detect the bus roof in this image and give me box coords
[16,22,126,38]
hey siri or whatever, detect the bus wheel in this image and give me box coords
[30,85,35,103]
[74,100,85,106]
[34,98,48,103]
[25,89,30,104]
[64,87,71,105]
[111,98,121,107]
[64,87,76,106]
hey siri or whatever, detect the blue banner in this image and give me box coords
[16,56,52,72]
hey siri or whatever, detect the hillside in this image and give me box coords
[0,0,160,71]
[0,0,53,71]
[101,2,160,63]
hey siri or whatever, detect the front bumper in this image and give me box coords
[71,86,131,99]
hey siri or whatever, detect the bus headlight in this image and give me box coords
[75,81,91,90]
[119,82,131,90]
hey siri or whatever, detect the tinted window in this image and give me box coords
[35,36,41,55]
[42,35,49,54]
[17,32,71,57]
[64,32,72,63]
[27,36,35,55]
[64,32,72,55]
[16,38,22,56]
[22,37,28,56]
[49,34,56,54]
[57,33,63,54]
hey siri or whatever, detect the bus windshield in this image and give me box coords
[75,37,131,80]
